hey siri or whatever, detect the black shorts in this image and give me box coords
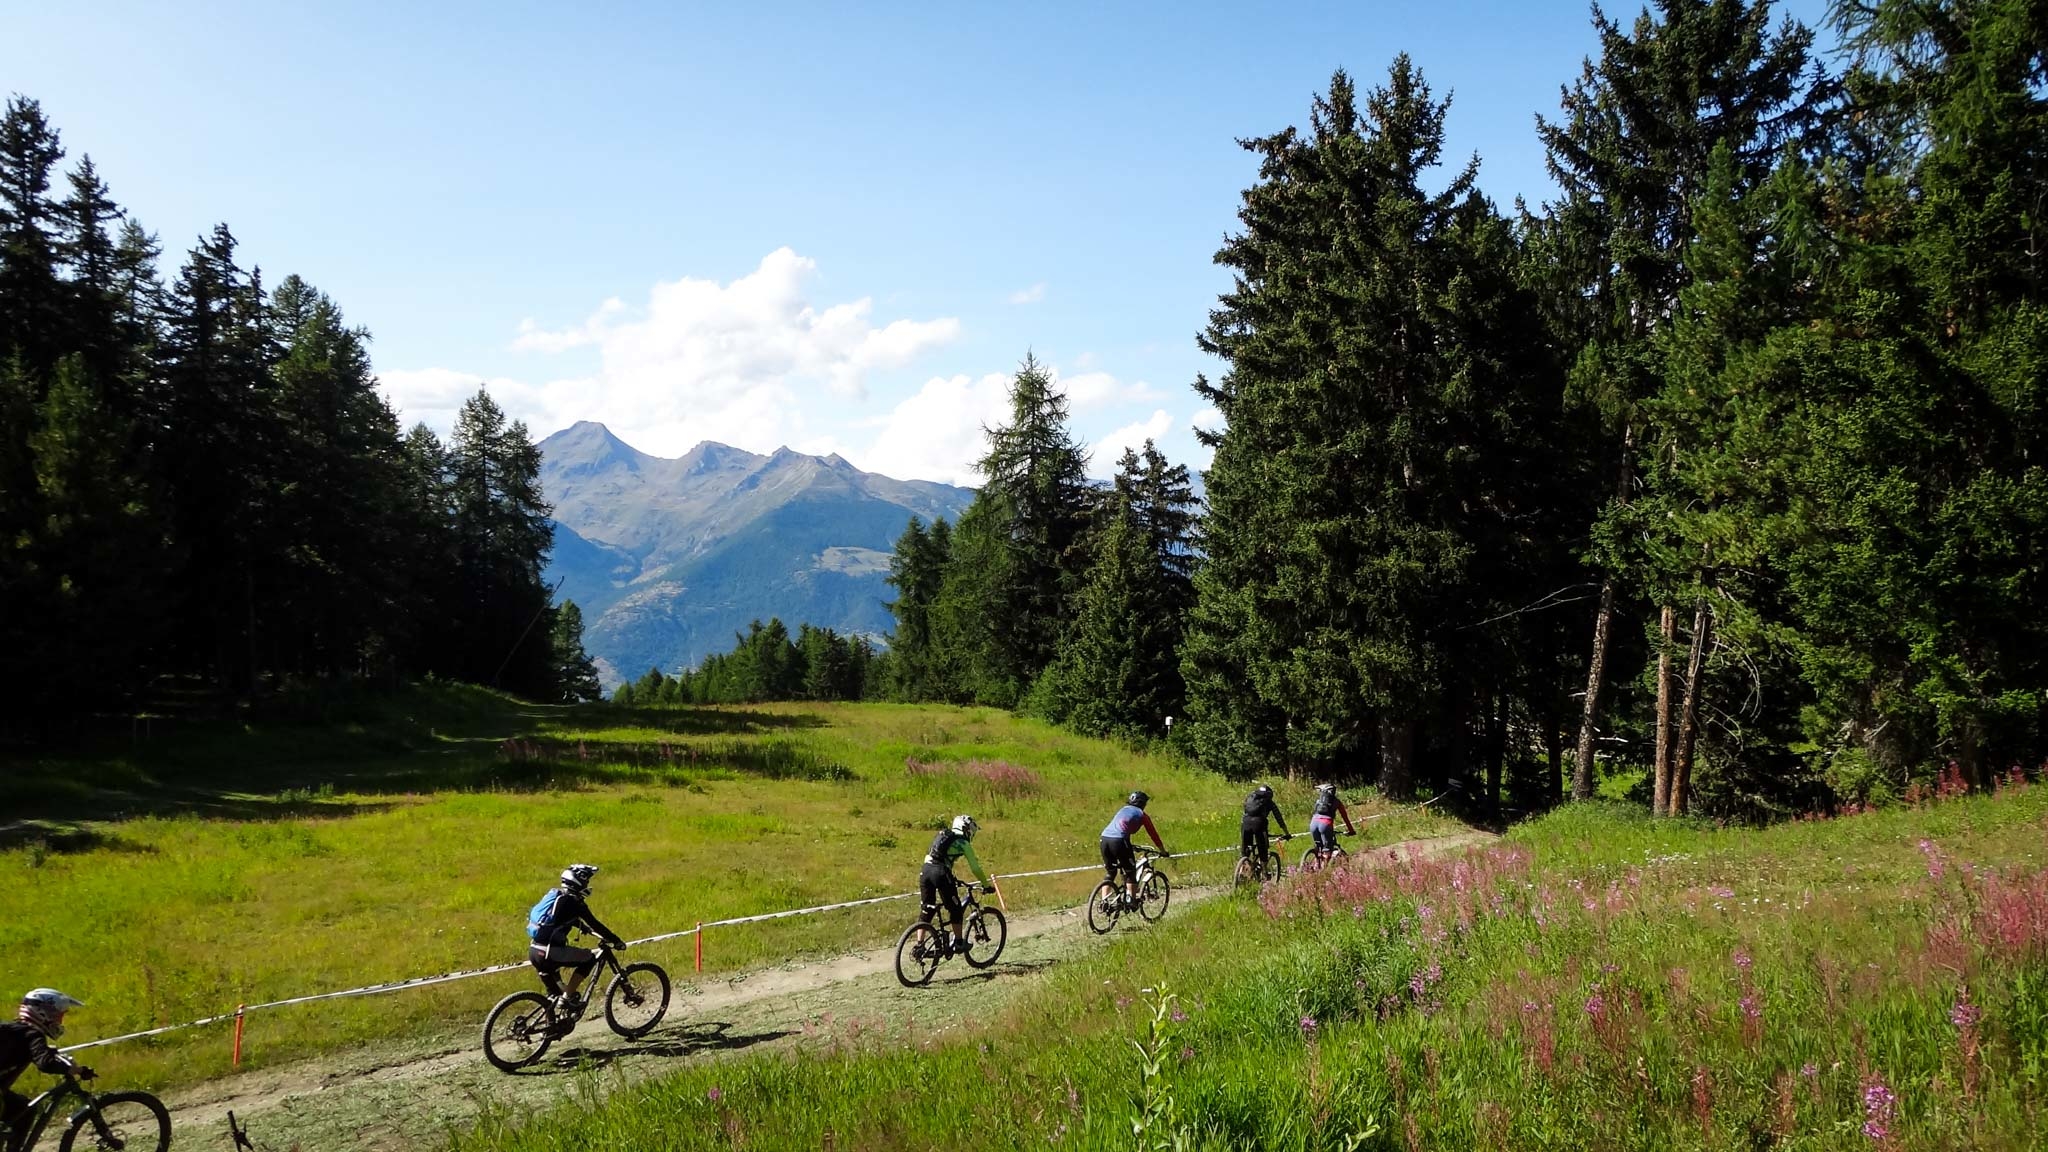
[1239,821,1270,860]
[1100,836,1137,883]
[919,862,963,919]
[528,942,596,975]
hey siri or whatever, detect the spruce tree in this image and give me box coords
[550,600,603,703]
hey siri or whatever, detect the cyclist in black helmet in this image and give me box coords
[1100,791,1169,906]
[526,864,625,1027]
[1240,783,1292,869]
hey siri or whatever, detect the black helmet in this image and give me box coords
[1128,791,1149,808]
[560,863,598,896]
[1254,783,1273,798]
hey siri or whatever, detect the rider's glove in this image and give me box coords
[73,1065,95,1081]
[610,938,628,950]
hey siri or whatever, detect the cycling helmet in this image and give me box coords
[951,814,978,838]
[19,988,84,1039]
[1253,783,1273,798]
[560,863,599,896]
[1316,782,1336,794]
[1128,791,1150,808]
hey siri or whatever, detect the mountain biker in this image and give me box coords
[1309,782,1356,857]
[1240,783,1292,870]
[527,864,626,1032]
[1,989,88,1147]
[1101,791,1170,905]
[922,814,997,954]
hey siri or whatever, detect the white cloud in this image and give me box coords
[378,367,548,436]
[1087,409,1176,478]
[1190,405,1224,436]
[1058,370,1165,412]
[385,248,960,457]
[847,372,1013,487]
[1008,282,1046,305]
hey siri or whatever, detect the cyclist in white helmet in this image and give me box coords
[526,864,625,1018]
[2,989,88,1141]
[921,815,997,954]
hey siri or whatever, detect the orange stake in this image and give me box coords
[994,883,1008,914]
[694,922,703,973]
[232,1005,245,1067]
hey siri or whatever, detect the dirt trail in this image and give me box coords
[163,832,1492,1151]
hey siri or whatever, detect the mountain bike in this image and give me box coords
[895,881,1007,987]
[1087,845,1171,933]
[481,940,671,1071]
[1298,830,1352,874]
[1,1068,168,1152]
[1233,833,1288,888]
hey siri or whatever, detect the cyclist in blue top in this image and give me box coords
[1100,791,1170,907]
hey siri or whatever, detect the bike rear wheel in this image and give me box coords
[58,1091,170,1152]
[895,921,944,987]
[605,962,671,1038]
[1139,869,1171,921]
[482,990,556,1071]
[963,907,1007,968]
[1233,855,1257,889]
[1086,880,1121,934]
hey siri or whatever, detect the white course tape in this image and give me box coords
[61,797,1449,1053]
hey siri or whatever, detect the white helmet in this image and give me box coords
[19,988,84,1038]
[950,814,978,838]
[560,863,599,895]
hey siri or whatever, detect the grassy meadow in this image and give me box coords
[449,781,2048,1151]
[0,684,1456,1090]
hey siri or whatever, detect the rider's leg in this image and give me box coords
[1,1087,27,1152]
[1119,841,1140,900]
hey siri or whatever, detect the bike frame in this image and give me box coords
[555,942,626,1011]
[9,1076,89,1152]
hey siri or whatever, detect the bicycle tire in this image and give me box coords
[604,961,671,1038]
[58,1090,170,1152]
[482,990,556,1071]
[1086,880,1121,934]
[963,907,1007,968]
[1233,855,1257,889]
[895,921,944,987]
[1263,851,1283,882]
[1139,868,1171,922]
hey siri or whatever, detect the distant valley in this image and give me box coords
[539,422,974,687]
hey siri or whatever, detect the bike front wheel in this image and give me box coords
[895,921,944,987]
[605,962,671,1038]
[1263,851,1283,882]
[1086,880,1121,934]
[963,907,1007,968]
[1139,869,1171,921]
[482,990,557,1071]
[58,1091,171,1152]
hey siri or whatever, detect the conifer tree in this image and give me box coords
[550,600,603,703]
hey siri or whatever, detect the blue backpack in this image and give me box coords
[527,888,564,941]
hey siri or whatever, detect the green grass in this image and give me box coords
[448,782,2048,1151]
[1,685,1456,1090]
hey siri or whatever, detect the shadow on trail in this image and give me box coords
[532,1020,796,1072]
[934,957,1058,985]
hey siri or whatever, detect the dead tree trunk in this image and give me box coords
[1379,716,1416,802]
[1653,604,1677,816]
[1573,425,1635,801]
[1674,604,1711,815]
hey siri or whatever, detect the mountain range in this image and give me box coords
[538,422,975,687]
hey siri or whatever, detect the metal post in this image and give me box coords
[694,923,702,973]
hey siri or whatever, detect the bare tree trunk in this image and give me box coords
[1486,692,1506,821]
[1674,605,1711,815]
[1653,604,1676,816]
[1572,578,1617,801]
[1379,716,1415,802]
[1573,426,1635,801]
[1547,710,1565,807]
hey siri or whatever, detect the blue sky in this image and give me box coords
[8,0,1831,485]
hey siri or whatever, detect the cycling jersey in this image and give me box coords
[1241,791,1290,836]
[531,890,622,949]
[923,828,992,886]
[0,1020,72,1094]
[1312,790,1342,818]
[1102,804,1159,842]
